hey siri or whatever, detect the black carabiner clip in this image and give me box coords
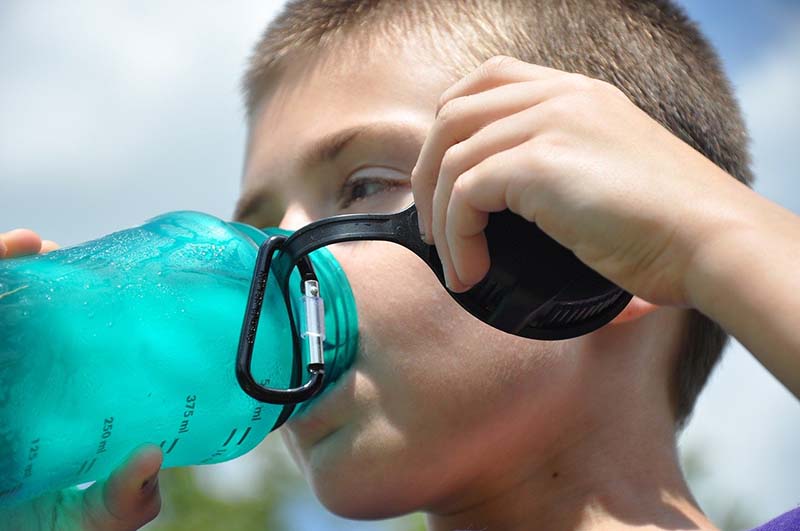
[235,234,325,405]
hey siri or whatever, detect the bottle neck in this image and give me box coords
[228,221,359,402]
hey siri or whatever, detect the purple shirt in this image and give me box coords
[748,507,800,531]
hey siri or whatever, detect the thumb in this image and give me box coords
[81,444,163,531]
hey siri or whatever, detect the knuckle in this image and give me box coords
[565,73,596,93]
[482,55,516,74]
[436,91,451,115]
[604,81,629,101]
[436,97,464,128]
[439,144,467,179]
[540,95,573,120]
[522,137,560,179]
[450,176,478,217]
[408,166,428,190]
[410,167,423,189]
[453,169,477,200]
[529,132,565,157]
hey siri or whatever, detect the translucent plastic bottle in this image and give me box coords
[0,211,358,507]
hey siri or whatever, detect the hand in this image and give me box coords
[412,56,749,307]
[1,229,163,531]
[0,228,59,258]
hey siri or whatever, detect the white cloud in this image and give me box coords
[0,1,283,181]
[2,2,799,528]
[737,16,800,212]
[0,1,284,243]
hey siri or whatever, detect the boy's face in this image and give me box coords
[238,45,584,518]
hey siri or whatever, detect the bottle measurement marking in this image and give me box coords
[76,417,114,477]
[160,395,196,454]
[221,427,252,447]
[199,425,254,464]
[178,394,196,434]
[237,427,251,446]
[23,438,40,479]
[96,417,114,455]
[160,438,179,454]
[77,458,97,475]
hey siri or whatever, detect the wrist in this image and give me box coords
[683,180,800,318]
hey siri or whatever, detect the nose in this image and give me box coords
[279,203,313,232]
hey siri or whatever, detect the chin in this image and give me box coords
[310,476,422,521]
[297,424,432,520]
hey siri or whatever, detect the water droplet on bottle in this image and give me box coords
[106,321,114,328]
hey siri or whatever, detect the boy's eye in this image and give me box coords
[337,167,411,212]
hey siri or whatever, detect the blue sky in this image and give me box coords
[1,2,799,529]
[682,0,800,76]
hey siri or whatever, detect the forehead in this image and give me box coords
[241,42,455,192]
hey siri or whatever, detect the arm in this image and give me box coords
[685,184,800,397]
[411,56,800,399]
[0,229,163,531]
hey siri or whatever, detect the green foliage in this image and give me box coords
[143,438,302,531]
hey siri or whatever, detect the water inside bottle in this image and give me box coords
[0,212,294,505]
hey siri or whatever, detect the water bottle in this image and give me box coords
[0,211,358,507]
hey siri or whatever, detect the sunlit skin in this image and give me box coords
[5,24,800,531]
[237,42,713,531]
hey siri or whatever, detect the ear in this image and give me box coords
[608,296,661,325]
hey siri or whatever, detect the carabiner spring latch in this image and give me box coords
[236,235,326,405]
[300,280,325,368]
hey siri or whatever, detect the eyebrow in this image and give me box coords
[235,121,426,222]
[299,125,366,169]
[233,189,279,223]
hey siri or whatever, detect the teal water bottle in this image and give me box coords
[0,211,358,507]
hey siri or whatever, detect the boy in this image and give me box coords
[3,0,799,529]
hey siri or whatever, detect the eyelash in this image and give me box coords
[337,176,409,210]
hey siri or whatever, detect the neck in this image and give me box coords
[425,395,715,531]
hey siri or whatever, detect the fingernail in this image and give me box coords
[442,263,453,291]
[140,473,159,494]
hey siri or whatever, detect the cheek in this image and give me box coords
[304,241,578,516]
[330,241,562,421]
[332,240,464,372]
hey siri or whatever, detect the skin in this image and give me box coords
[238,44,715,530]
[7,43,799,531]
[411,56,800,400]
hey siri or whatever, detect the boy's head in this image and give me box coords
[235,0,751,519]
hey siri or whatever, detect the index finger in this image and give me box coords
[435,56,563,116]
[413,58,563,240]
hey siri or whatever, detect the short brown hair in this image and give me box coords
[242,0,752,429]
